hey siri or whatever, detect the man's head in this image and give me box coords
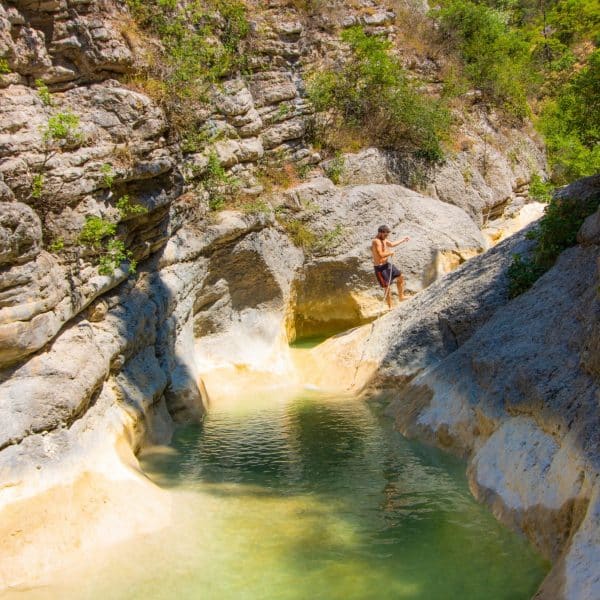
[377,225,390,239]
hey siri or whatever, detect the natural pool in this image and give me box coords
[16,385,549,599]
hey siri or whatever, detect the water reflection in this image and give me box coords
[137,390,548,600]
[8,390,549,600]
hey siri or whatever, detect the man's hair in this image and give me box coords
[377,225,391,233]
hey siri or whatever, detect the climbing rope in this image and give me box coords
[382,260,395,305]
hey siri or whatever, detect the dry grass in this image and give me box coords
[309,116,371,156]
[125,75,168,104]
[112,143,136,167]
[256,162,302,192]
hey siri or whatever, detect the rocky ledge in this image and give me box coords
[307,175,600,599]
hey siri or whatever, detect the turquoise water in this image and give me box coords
[13,389,548,599]
[136,390,547,599]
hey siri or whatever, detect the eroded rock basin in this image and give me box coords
[2,369,549,599]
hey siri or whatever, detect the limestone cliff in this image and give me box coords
[0,0,568,594]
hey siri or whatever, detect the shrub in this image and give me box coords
[98,238,137,276]
[307,26,450,161]
[314,224,344,254]
[0,58,9,74]
[530,193,599,267]
[78,216,137,275]
[280,218,317,250]
[507,253,546,298]
[508,191,600,297]
[78,216,117,248]
[35,79,53,106]
[537,49,600,184]
[48,237,65,253]
[433,0,532,119]
[31,174,44,199]
[202,151,239,210]
[116,195,148,218]
[325,153,345,184]
[42,112,84,148]
[101,163,115,188]
[433,0,598,185]
[528,174,554,202]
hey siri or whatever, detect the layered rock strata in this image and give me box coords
[0,0,563,593]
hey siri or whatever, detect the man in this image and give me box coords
[372,225,409,309]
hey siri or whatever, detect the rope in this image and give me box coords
[382,260,395,305]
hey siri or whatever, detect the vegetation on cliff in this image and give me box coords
[508,189,600,297]
[428,0,599,296]
[307,26,450,162]
[125,0,250,148]
[432,0,599,184]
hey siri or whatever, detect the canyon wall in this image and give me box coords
[0,0,566,593]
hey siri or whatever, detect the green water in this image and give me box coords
[18,389,548,599]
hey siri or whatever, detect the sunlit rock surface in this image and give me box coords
[0,0,578,593]
[316,176,600,599]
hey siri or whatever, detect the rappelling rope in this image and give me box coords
[352,261,394,390]
[382,259,395,305]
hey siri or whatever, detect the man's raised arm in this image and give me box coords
[389,237,410,248]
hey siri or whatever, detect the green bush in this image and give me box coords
[42,112,83,148]
[434,0,532,118]
[433,0,598,185]
[78,216,117,248]
[98,238,137,276]
[116,195,148,218]
[35,79,53,106]
[280,218,317,250]
[507,253,546,298]
[101,163,115,188]
[31,174,44,200]
[78,216,137,275]
[528,174,554,202]
[307,26,450,161]
[0,58,9,74]
[537,49,600,184]
[48,237,65,253]
[324,153,345,184]
[508,191,600,297]
[201,151,239,210]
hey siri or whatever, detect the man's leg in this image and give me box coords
[396,274,406,301]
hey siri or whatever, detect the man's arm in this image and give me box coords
[372,238,394,261]
[389,237,410,248]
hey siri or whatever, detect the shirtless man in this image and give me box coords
[372,225,410,309]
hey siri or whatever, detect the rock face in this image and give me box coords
[282,179,485,338]
[0,0,561,593]
[393,246,599,600]
[309,177,600,599]
[325,134,546,227]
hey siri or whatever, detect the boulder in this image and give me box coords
[282,179,486,338]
